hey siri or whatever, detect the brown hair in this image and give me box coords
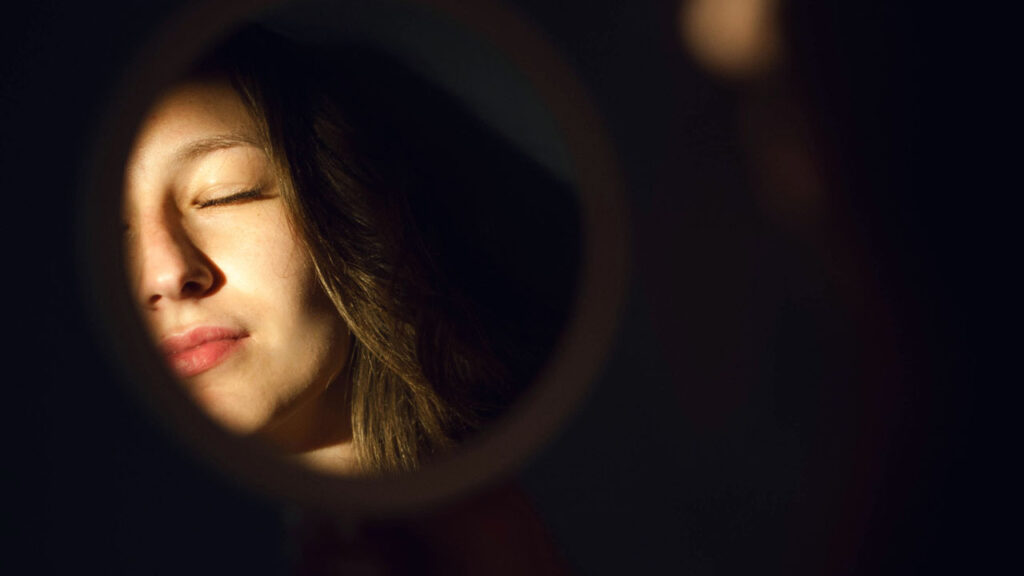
[191,26,577,474]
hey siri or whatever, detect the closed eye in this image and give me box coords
[197,189,264,209]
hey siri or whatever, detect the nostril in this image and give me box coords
[181,279,209,298]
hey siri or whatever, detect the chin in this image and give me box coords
[191,385,269,436]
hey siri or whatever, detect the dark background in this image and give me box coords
[5,1,972,574]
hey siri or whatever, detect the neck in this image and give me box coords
[260,372,358,474]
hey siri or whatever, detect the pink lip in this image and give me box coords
[160,326,248,378]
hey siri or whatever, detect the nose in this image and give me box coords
[129,214,216,308]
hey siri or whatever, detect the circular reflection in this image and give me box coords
[83,0,624,512]
[122,25,581,476]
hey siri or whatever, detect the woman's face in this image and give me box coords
[122,78,352,452]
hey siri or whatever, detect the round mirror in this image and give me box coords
[81,0,625,514]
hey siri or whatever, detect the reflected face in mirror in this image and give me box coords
[115,24,581,479]
[122,79,355,469]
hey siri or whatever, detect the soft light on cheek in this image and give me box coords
[267,215,318,281]
[258,236,311,282]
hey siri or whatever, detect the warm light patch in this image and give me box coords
[680,0,781,79]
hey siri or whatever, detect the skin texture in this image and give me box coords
[123,78,356,472]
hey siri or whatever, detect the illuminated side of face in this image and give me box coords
[123,78,355,469]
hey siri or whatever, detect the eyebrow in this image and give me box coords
[173,133,262,164]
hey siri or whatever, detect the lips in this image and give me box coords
[160,326,248,378]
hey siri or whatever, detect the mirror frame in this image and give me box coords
[78,0,627,515]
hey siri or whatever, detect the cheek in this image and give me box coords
[204,202,347,357]
[212,207,313,291]
[231,210,342,339]
[265,254,350,402]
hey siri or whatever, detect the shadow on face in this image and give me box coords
[123,77,357,472]
[120,26,581,477]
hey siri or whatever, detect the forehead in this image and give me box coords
[127,79,258,172]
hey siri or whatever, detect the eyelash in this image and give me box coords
[197,188,263,209]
